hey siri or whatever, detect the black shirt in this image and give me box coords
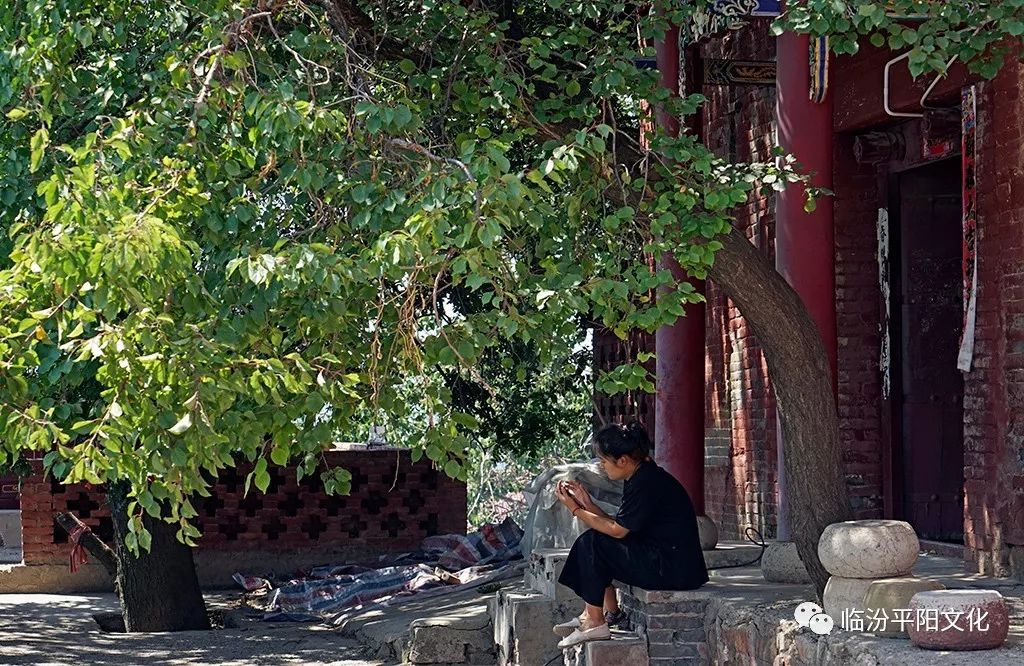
[615,459,703,553]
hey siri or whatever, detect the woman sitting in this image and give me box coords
[552,422,709,648]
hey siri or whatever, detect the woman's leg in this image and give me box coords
[557,530,614,613]
[604,586,619,613]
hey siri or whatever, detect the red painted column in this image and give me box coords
[653,25,706,516]
[774,29,837,539]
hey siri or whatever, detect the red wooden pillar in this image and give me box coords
[774,30,837,539]
[653,25,706,516]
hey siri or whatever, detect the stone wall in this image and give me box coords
[10,448,466,589]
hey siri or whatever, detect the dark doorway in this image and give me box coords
[890,158,965,542]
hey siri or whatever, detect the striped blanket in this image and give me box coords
[238,518,524,621]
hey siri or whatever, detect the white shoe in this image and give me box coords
[557,623,611,649]
[552,616,582,637]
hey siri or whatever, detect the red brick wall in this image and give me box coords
[832,132,885,520]
[18,449,466,566]
[700,22,780,540]
[963,60,1024,576]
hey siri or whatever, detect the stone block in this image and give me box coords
[760,540,812,584]
[527,548,576,601]
[823,575,877,628]
[702,543,764,569]
[563,631,648,666]
[908,589,1010,651]
[492,585,576,666]
[697,516,719,551]
[861,577,945,637]
[817,520,919,578]
[0,510,20,549]
[406,622,495,664]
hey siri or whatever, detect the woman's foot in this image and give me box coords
[604,608,625,628]
[557,621,611,649]
[552,614,584,637]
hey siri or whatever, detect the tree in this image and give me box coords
[0,1,1017,627]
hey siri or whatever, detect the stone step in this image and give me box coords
[562,631,649,666]
[490,584,577,666]
[702,541,765,570]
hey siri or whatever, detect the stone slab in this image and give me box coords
[703,542,764,570]
[562,630,648,666]
[527,548,575,601]
[336,583,498,663]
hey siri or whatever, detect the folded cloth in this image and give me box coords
[421,517,524,571]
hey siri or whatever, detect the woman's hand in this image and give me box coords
[554,481,581,513]
[563,480,597,512]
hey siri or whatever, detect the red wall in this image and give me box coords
[18,449,466,566]
[699,23,780,540]
[698,21,1024,579]
[962,60,1024,575]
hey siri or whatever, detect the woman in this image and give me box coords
[552,422,709,648]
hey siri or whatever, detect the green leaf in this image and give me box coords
[168,413,193,435]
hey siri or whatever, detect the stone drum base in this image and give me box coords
[908,589,1009,651]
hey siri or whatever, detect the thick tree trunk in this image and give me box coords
[107,482,210,632]
[707,224,852,598]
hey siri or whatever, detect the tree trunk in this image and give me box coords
[707,224,852,598]
[107,482,210,632]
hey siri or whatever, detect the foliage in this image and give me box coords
[467,426,590,528]
[0,0,799,548]
[778,0,1024,79]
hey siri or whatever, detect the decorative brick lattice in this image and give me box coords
[17,449,467,565]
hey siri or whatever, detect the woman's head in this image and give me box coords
[593,422,650,480]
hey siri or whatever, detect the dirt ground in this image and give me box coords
[0,593,394,666]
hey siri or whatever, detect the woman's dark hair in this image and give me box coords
[593,422,650,462]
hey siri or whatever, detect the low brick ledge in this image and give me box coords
[616,574,1024,665]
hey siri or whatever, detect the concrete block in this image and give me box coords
[760,540,812,584]
[527,548,575,601]
[908,589,1010,651]
[861,577,945,637]
[563,631,648,666]
[817,520,919,578]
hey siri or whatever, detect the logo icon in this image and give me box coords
[794,601,835,636]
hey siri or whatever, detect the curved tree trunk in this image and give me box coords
[107,482,210,632]
[707,224,852,598]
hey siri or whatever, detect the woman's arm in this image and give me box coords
[571,506,630,539]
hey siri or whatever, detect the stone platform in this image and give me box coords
[324,545,1024,665]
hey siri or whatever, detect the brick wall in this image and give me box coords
[832,132,885,520]
[17,448,466,566]
[700,22,780,541]
[963,60,1024,576]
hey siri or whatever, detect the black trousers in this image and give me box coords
[557,530,708,607]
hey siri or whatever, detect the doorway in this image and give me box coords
[889,158,965,542]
